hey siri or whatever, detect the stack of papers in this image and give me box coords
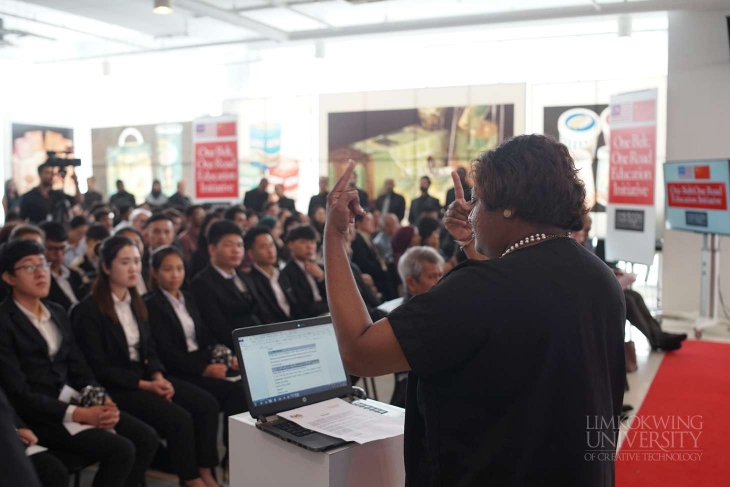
[278,398,404,444]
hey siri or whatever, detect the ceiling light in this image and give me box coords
[153,0,173,15]
[618,15,632,37]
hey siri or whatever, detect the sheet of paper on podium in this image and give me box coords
[278,398,404,444]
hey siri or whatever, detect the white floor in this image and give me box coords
[76,316,730,487]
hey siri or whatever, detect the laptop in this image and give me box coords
[232,316,392,452]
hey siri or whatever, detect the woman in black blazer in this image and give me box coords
[144,246,246,459]
[71,236,221,487]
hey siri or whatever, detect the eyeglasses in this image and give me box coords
[14,262,51,274]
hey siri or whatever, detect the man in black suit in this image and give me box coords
[38,222,87,312]
[444,166,472,210]
[351,212,395,301]
[167,181,192,211]
[0,240,158,487]
[408,175,441,224]
[375,179,406,223]
[274,184,296,212]
[244,227,300,324]
[282,225,328,318]
[243,178,269,213]
[108,180,135,210]
[348,171,370,210]
[308,176,329,218]
[191,221,263,348]
[82,176,103,212]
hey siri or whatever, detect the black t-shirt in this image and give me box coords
[388,238,626,487]
[19,187,74,223]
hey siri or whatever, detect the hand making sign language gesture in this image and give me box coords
[326,160,367,237]
[323,159,410,378]
[443,170,486,260]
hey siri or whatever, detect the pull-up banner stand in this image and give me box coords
[605,89,658,266]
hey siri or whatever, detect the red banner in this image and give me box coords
[194,116,238,200]
[608,126,656,205]
[195,141,238,199]
[667,182,728,210]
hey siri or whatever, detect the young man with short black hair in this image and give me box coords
[282,225,328,318]
[223,205,248,231]
[244,227,300,324]
[38,221,86,311]
[191,220,262,348]
[0,240,158,487]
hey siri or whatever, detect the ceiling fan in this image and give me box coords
[0,18,55,47]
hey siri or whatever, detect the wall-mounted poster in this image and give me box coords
[320,85,526,212]
[12,124,75,195]
[328,105,513,207]
[543,105,610,212]
[91,123,191,204]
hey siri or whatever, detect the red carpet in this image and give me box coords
[616,340,730,486]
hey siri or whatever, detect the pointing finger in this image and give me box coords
[451,171,465,202]
[332,160,357,194]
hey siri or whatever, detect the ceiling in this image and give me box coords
[0,0,726,63]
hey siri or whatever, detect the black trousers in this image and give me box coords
[109,376,220,481]
[30,452,69,487]
[184,375,247,450]
[31,412,158,487]
[624,288,662,343]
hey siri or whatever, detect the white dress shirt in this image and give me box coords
[63,238,86,268]
[52,266,79,305]
[112,292,141,362]
[254,264,290,317]
[294,259,323,302]
[161,289,199,352]
[213,263,247,293]
[14,300,77,421]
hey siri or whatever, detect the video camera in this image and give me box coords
[46,150,81,178]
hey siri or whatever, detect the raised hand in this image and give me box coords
[326,160,366,238]
[443,170,475,242]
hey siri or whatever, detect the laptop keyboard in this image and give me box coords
[352,401,388,415]
[272,420,314,437]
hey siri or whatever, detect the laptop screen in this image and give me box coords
[237,323,349,407]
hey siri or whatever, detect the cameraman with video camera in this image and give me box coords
[20,161,82,224]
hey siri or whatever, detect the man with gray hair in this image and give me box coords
[378,246,445,314]
[379,246,445,407]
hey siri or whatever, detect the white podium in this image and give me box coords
[229,400,405,487]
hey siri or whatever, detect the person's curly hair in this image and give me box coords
[472,134,587,230]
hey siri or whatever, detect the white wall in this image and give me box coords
[662,9,730,313]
